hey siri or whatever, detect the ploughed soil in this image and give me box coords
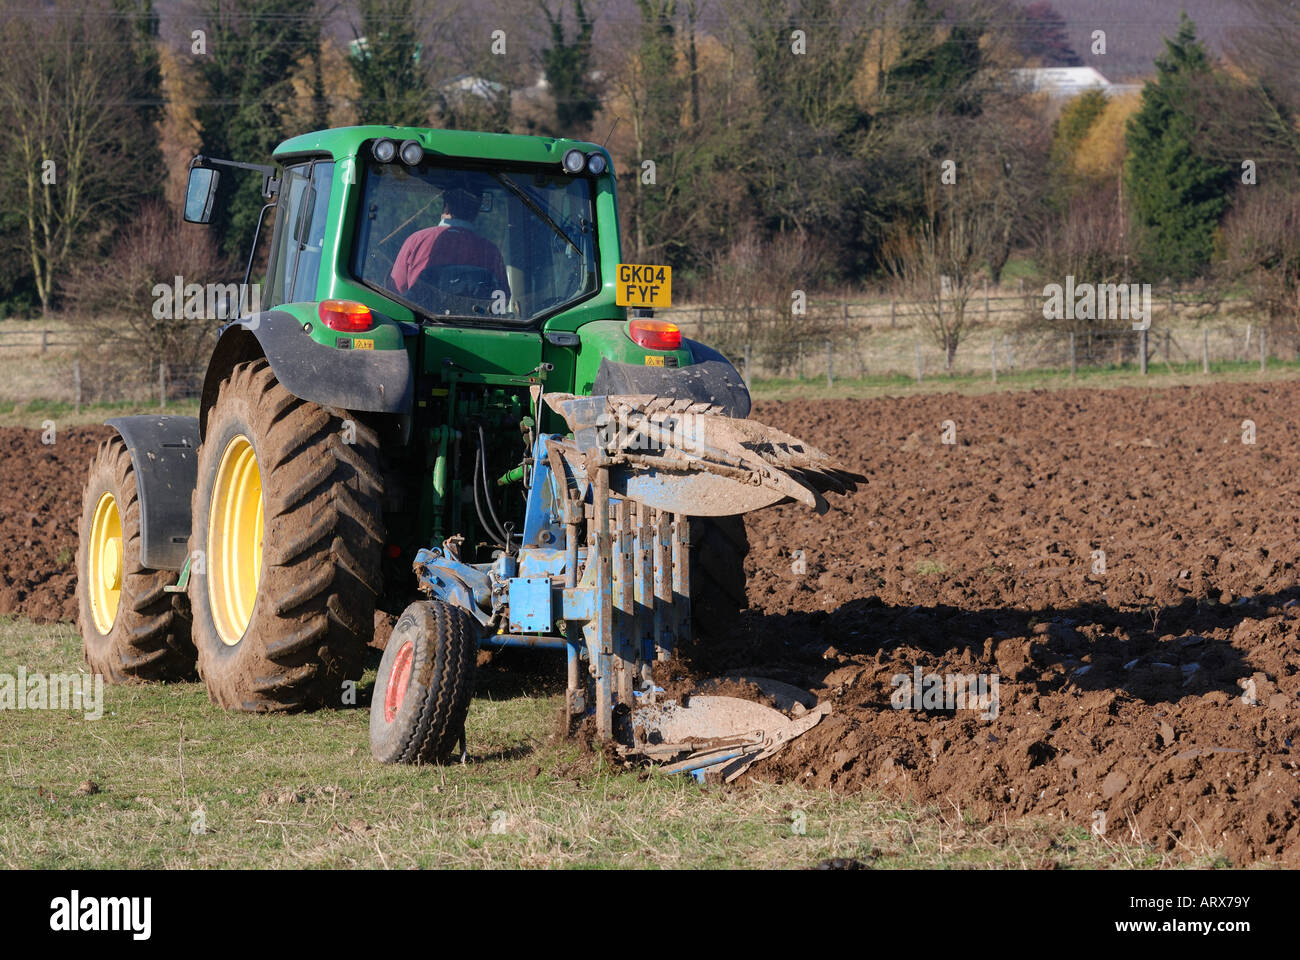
[0,426,111,623]
[687,384,1300,866]
[5,382,1300,864]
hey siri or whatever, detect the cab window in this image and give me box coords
[266,160,334,306]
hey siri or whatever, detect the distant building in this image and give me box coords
[1012,66,1140,98]
[440,74,507,101]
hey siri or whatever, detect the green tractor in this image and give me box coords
[76,126,858,767]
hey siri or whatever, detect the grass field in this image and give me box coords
[747,357,1300,402]
[0,398,201,430]
[0,616,1206,869]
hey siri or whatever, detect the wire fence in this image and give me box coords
[0,327,78,353]
[665,279,1242,326]
[57,360,205,411]
[0,283,1288,407]
[0,343,206,410]
[661,283,1284,385]
[701,323,1284,389]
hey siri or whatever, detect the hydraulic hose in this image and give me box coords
[477,425,516,550]
[472,452,509,550]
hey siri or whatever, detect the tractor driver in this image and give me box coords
[389,181,510,305]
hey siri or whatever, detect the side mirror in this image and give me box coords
[184,167,220,223]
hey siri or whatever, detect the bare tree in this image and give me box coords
[1220,181,1300,341]
[883,185,998,370]
[0,7,156,316]
[63,204,232,370]
[1035,181,1130,293]
[1222,1,1300,173]
[2,21,104,317]
[695,226,835,371]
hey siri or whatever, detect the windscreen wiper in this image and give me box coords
[491,172,584,258]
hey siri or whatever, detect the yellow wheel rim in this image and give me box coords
[87,492,122,634]
[207,435,264,646]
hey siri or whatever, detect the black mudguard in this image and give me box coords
[591,339,751,418]
[105,415,200,571]
[200,310,414,436]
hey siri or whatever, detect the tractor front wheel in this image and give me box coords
[189,359,384,711]
[77,437,195,682]
[370,600,479,764]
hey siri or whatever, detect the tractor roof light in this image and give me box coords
[561,148,587,174]
[372,138,397,163]
[586,152,607,175]
[319,299,374,333]
[627,317,681,351]
[398,139,424,166]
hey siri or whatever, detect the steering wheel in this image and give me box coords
[409,264,502,316]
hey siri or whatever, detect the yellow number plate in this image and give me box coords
[615,263,672,308]
[354,339,375,350]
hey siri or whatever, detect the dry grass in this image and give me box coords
[748,358,1300,402]
[0,616,1222,869]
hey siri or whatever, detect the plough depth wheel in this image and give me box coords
[370,600,478,764]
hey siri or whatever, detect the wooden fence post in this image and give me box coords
[1202,328,1210,373]
[73,360,81,415]
[825,339,833,388]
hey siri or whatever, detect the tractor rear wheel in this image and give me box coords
[370,600,479,764]
[77,437,195,682]
[690,515,749,637]
[189,359,384,711]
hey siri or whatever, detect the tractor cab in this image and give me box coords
[182,127,744,418]
[188,128,611,317]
